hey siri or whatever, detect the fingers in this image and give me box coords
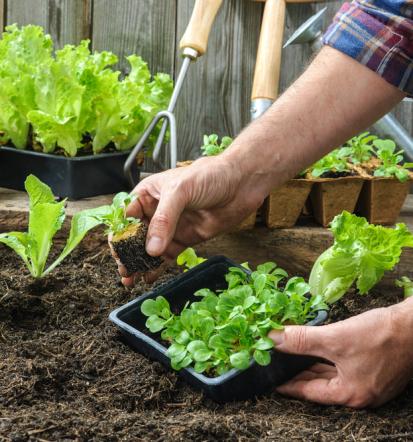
[269,325,335,361]
[276,377,343,405]
[146,185,187,257]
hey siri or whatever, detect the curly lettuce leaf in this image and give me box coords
[309,211,413,303]
[0,25,52,148]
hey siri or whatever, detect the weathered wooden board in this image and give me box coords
[174,0,263,161]
[0,0,5,32]
[92,0,176,76]
[6,0,92,48]
[2,188,413,291]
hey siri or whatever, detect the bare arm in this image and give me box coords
[221,46,405,203]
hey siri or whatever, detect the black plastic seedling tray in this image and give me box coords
[0,146,138,199]
[109,256,328,403]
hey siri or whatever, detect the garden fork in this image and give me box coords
[124,0,223,187]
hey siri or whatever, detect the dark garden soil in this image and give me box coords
[0,235,412,442]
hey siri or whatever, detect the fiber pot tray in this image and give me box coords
[109,256,328,402]
[0,146,137,199]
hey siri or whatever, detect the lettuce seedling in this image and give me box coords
[309,211,413,303]
[176,248,206,271]
[372,139,413,182]
[200,134,233,157]
[309,149,350,178]
[88,192,162,275]
[141,262,327,376]
[340,132,377,165]
[0,175,109,278]
[395,276,413,298]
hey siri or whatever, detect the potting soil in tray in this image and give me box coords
[0,236,412,441]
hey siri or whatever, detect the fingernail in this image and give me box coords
[268,330,285,346]
[147,236,163,256]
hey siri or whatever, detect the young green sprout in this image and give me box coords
[92,192,162,275]
[395,276,413,298]
[200,134,233,157]
[372,139,413,182]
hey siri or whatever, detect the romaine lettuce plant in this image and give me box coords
[0,25,173,156]
[372,139,413,182]
[0,175,110,278]
[309,211,413,303]
[141,262,327,375]
[200,134,233,156]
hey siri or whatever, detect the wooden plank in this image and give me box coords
[0,0,5,32]
[47,0,92,48]
[6,0,92,48]
[174,0,263,161]
[6,0,49,29]
[92,0,176,76]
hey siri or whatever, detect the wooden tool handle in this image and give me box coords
[251,0,286,100]
[179,0,223,56]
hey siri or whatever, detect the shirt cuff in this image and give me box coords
[323,1,413,96]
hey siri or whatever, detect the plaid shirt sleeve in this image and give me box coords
[323,1,413,96]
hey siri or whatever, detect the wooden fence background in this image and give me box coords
[0,0,411,170]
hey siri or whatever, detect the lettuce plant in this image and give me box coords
[395,277,413,298]
[176,248,207,271]
[0,25,173,156]
[85,192,139,236]
[309,149,350,178]
[340,132,377,165]
[0,175,111,278]
[309,211,413,303]
[372,139,413,182]
[201,134,233,156]
[141,262,327,375]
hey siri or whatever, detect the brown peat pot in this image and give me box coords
[263,179,313,228]
[309,176,364,227]
[357,177,411,225]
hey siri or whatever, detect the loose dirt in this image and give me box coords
[0,238,412,442]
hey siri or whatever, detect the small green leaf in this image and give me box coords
[254,337,274,351]
[253,349,271,366]
[230,350,250,370]
[145,315,166,333]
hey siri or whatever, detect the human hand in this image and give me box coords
[116,155,265,286]
[269,298,413,408]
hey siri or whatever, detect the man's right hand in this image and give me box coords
[116,155,264,286]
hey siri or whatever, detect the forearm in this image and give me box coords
[221,46,404,199]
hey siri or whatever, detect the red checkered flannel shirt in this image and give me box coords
[323,1,413,95]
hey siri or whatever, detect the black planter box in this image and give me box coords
[109,256,328,403]
[0,146,138,199]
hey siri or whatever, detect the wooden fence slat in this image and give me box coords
[0,0,5,32]
[47,0,93,48]
[6,0,92,48]
[92,0,176,76]
[175,0,264,162]
[6,0,49,29]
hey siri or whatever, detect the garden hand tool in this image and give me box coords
[124,0,223,187]
[251,0,327,121]
[284,8,413,160]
